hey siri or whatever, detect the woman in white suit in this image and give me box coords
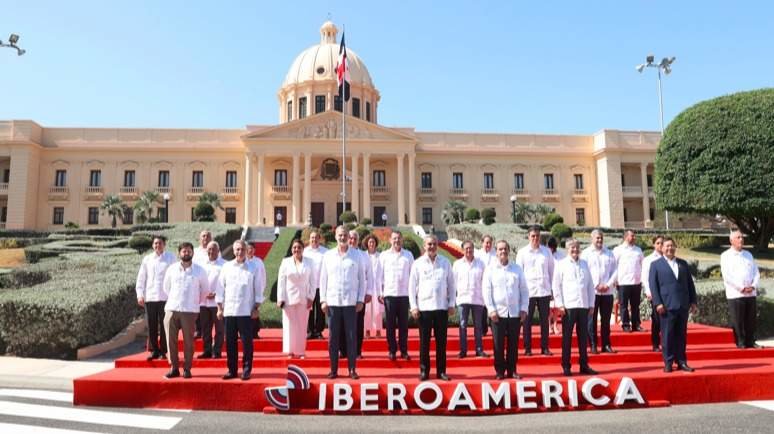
[277,239,315,358]
[363,234,384,338]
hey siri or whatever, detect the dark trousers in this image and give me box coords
[199,306,224,355]
[225,316,254,375]
[328,306,357,373]
[660,308,689,365]
[458,304,486,355]
[728,297,757,347]
[384,296,410,355]
[338,308,366,357]
[523,296,551,352]
[619,284,642,328]
[252,317,261,338]
[418,309,448,375]
[145,301,167,354]
[562,308,590,370]
[307,288,325,337]
[650,302,661,348]
[492,316,521,376]
[588,295,613,349]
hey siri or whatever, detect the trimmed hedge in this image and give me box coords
[261,227,301,327]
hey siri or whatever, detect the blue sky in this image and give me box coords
[1,1,772,134]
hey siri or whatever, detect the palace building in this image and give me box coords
[0,21,662,231]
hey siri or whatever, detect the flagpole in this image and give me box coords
[341,26,347,216]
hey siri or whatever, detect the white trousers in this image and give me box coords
[364,297,384,332]
[282,303,310,356]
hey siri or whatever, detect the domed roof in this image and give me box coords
[282,21,374,89]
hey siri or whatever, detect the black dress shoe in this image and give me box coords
[437,373,451,381]
[663,365,673,373]
[458,352,467,359]
[213,353,222,359]
[146,351,159,361]
[158,353,167,360]
[589,347,599,355]
[677,363,695,372]
[419,372,429,381]
[476,350,490,358]
[510,372,522,380]
[401,353,411,361]
[524,350,533,356]
[746,343,763,349]
[579,366,598,375]
[197,352,212,359]
[495,374,505,380]
[327,371,338,379]
[602,345,617,354]
[633,326,645,332]
[622,325,632,332]
[222,372,237,380]
[388,353,397,361]
[653,346,661,352]
[541,349,553,356]
[562,368,572,377]
[241,372,252,381]
[164,368,180,379]
[349,370,360,380]
[183,369,192,379]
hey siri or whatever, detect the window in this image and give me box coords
[420,172,432,189]
[422,207,433,225]
[315,95,326,114]
[298,97,307,119]
[123,207,134,225]
[225,171,237,188]
[483,173,494,189]
[623,208,629,222]
[366,102,371,122]
[647,174,653,187]
[287,100,292,121]
[88,207,99,225]
[274,169,288,186]
[452,172,464,189]
[191,207,196,221]
[158,170,170,187]
[334,95,343,112]
[124,170,135,187]
[89,170,101,187]
[544,173,554,190]
[192,171,204,188]
[514,173,524,190]
[225,207,237,224]
[621,173,626,187]
[574,174,584,190]
[53,207,64,225]
[159,207,168,223]
[2,169,9,183]
[352,98,361,118]
[575,208,586,226]
[0,207,6,223]
[55,170,67,187]
[372,170,386,187]
[649,208,656,221]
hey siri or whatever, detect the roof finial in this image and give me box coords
[320,20,338,44]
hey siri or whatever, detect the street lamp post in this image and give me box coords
[637,54,675,230]
[0,33,25,56]
[163,193,170,223]
[510,194,518,223]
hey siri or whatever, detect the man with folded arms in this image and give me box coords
[721,230,761,349]
[378,231,414,361]
[217,239,265,381]
[198,241,225,359]
[553,239,598,377]
[162,242,209,379]
[454,240,489,359]
[483,240,528,380]
[136,236,176,361]
[516,226,555,356]
[409,235,456,381]
[582,229,618,354]
[320,226,366,379]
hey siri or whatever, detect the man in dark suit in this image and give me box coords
[648,237,698,373]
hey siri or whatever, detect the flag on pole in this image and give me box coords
[336,32,350,102]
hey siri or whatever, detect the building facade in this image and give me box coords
[0,21,662,231]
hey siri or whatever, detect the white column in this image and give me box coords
[256,153,265,226]
[351,152,359,220]
[292,153,301,224]
[397,153,405,225]
[362,152,371,220]
[243,152,252,225]
[408,152,417,224]
[304,152,312,225]
[640,162,652,227]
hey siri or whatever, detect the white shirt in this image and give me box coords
[474,248,497,267]
[552,257,596,309]
[483,261,529,317]
[515,244,555,298]
[453,256,486,306]
[666,257,679,279]
[408,254,456,311]
[303,245,328,289]
[613,243,644,285]
[135,251,176,302]
[553,250,566,261]
[581,246,617,296]
[201,257,226,308]
[641,251,662,298]
[319,247,366,307]
[379,248,414,297]
[193,246,222,266]
[163,262,210,313]
[353,248,375,296]
[277,256,315,306]
[367,251,383,298]
[216,258,266,317]
[721,248,760,299]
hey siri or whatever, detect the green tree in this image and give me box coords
[655,88,774,252]
[511,201,534,224]
[543,212,564,231]
[100,194,125,228]
[194,202,216,222]
[532,204,554,224]
[550,223,573,241]
[442,200,467,225]
[481,208,496,225]
[464,207,480,223]
[339,211,357,224]
[199,191,223,211]
[134,191,162,224]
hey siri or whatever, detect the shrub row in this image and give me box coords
[261,228,302,327]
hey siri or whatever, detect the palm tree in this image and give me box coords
[100,194,125,228]
[441,200,467,225]
[511,201,534,224]
[199,191,223,211]
[134,190,162,224]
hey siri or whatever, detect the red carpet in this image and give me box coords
[250,242,273,260]
[73,323,774,414]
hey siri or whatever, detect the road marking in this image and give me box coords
[0,401,181,430]
[741,400,774,412]
[0,388,73,403]
[0,422,104,434]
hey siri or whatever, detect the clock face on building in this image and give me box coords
[321,158,340,180]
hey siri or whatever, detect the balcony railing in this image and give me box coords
[542,189,559,202]
[418,187,436,202]
[272,185,290,193]
[623,186,643,195]
[481,188,499,202]
[84,186,104,199]
[449,188,467,198]
[0,182,8,193]
[371,186,389,194]
[188,186,204,194]
[572,189,588,202]
[119,186,138,196]
[419,187,435,195]
[511,188,529,198]
[222,186,239,195]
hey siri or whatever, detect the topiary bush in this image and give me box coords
[465,208,480,223]
[543,212,564,231]
[481,208,496,225]
[402,237,421,259]
[339,211,357,224]
[361,218,372,226]
[193,202,216,222]
[319,223,335,244]
[354,225,371,243]
[550,223,573,241]
[128,235,153,253]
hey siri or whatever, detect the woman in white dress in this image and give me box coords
[277,239,315,358]
[362,235,384,338]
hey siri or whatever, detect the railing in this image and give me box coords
[573,189,587,195]
[222,186,239,195]
[84,186,103,194]
[188,186,205,195]
[0,183,8,192]
[119,186,138,195]
[482,188,498,195]
[511,188,528,196]
[623,186,643,194]
[449,188,467,196]
[272,185,290,193]
[418,188,435,195]
[543,189,558,196]
[49,186,69,194]
[155,186,172,195]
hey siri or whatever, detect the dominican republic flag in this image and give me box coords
[336,32,351,101]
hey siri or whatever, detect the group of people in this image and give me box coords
[135,225,762,381]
